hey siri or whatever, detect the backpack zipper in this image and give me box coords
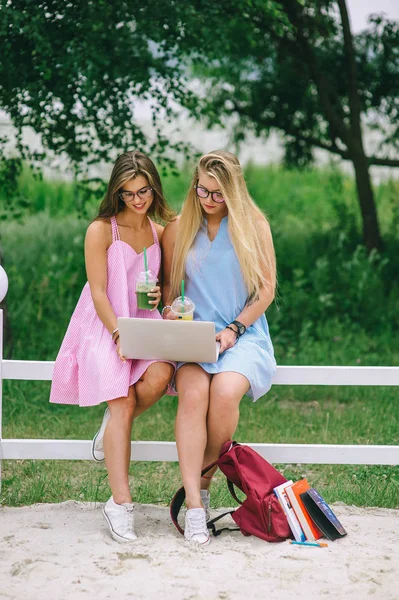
[267,499,272,533]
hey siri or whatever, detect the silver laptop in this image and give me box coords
[117,317,220,363]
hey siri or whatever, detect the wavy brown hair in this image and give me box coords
[96,151,174,222]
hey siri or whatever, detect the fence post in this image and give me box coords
[0,308,3,497]
[0,265,8,498]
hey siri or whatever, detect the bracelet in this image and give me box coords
[161,305,172,316]
[226,325,239,338]
[111,327,119,340]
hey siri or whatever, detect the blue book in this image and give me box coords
[299,488,347,541]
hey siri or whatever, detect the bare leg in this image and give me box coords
[134,361,174,418]
[200,372,250,491]
[175,364,212,509]
[102,362,173,505]
[104,387,136,504]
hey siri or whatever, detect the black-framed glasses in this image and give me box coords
[119,186,153,203]
[194,185,225,204]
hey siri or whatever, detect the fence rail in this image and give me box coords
[0,310,398,468]
[3,360,399,385]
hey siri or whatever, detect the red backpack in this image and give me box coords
[170,441,292,543]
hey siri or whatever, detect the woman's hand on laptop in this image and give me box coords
[147,285,162,311]
[216,327,237,353]
[116,339,127,362]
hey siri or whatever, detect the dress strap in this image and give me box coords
[148,218,159,247]
[110,216,120,242]
[148,218,162,271]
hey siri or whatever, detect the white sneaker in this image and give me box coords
[200,489,211,522]
[184,508,210,546]
[102,496,137,543]
[92,407,110,462]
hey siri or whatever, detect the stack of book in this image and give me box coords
[273,478,347,542]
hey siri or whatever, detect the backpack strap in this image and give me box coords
[207,511,240,537]
[170,441,237,536]
[170,486,186,535]
[170,459,219,536]
[227,479,244,505]
[203,478,243,538]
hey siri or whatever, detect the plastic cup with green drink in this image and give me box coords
[136,270,158,310]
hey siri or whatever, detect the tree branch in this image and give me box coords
[290,134,351,160]
[230,100,351,160]
[368,157,399,168]
[233,101,399,167]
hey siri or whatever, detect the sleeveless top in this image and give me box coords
[50,216,173,407]
[180,216,276,401]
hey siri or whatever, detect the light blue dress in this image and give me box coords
[177,216,276,401]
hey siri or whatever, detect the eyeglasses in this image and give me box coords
[119,186,153,203]
[195,185,225,204]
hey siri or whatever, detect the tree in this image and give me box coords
[176,0,399,251]
[0,1,196,196]
[0,0,208,353]
[0,1,277,192]
[1,1,398,251]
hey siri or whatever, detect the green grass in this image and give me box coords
[0,164,398,509]
[1,378,398,508]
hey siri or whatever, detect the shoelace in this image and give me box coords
[122,506,134,532]
[188,511,207,536]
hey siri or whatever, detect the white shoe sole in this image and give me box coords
[184,534,211,546]
[102,508,137,543]
[91,408,110,462]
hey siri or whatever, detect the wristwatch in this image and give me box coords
[229,320,247,338]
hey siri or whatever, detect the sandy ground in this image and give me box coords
[0,501,398,600]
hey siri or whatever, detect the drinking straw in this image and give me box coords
[143,247,148,284]
[181,279,185,313]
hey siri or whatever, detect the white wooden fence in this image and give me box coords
[0,308,398,471]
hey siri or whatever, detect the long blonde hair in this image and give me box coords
[170,151,276,302]
[96,150,174,222]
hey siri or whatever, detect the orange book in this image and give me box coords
[285,479,323,541]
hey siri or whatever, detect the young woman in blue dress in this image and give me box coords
[162,150,277,545]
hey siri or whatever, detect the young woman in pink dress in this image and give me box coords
[50,151,175,542]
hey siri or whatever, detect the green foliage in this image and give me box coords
[182,2,399,168]
[2,215,87,359]
[1,1,398,250]
[2,380,398,507]
[1,164,398,360]
[0,0,203,177]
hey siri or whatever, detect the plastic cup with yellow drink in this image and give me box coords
[171,296,195,320]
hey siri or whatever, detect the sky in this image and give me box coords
[347,0,399,31]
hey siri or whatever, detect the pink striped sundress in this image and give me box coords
[50,216,174,407]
